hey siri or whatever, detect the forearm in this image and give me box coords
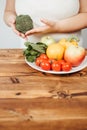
[4,0,16,27]
[4,11,17,26]
[57,13,87,33]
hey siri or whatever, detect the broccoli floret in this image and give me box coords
[15,15,33,34]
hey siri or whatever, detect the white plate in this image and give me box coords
[25,56,87,74]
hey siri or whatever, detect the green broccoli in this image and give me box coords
[15,15,33,34]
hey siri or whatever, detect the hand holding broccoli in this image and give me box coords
[10,14,33,39]
[4,11,25,38]
[15,15,33,34]
[11,14,34,39]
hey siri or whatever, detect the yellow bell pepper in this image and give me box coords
[58,36,79,50]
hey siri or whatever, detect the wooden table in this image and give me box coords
[0,49,87,130]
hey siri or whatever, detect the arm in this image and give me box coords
[25,0,87,35]
[4,0,16,27]
[4,0,25,38]
[55,0,87,32]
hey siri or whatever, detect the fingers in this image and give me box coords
[10,23,27,39]
[25,19,56,36]
[41,18,55,26]
[10,23,20,35]
[25,28,41,36]
[25,26,49,36]
[8,15,28,39]
[25,28,42,35]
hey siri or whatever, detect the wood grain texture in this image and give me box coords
[0,49,87,130]
[0,99,87,130]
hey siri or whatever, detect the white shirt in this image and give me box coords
[15,0,82,48]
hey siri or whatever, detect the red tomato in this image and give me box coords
[57,60,66,65]
[52,61,61,71]
[40,60,51,71]
[40,53,48,60]
[48,58,56,64]
[35,57,43,66]
[62,62,72,71]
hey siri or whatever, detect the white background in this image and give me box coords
[0,0,87,48]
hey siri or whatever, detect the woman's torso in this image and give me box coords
[15,0,82,47]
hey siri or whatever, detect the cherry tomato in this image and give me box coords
[48,58,56,64]
[40,53,48,60]
[52,61,61,71]
[40,60,51,71]
[62,62,72,71]
[57,60,66,65]
[35,57,43,66]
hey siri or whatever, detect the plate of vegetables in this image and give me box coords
[25,54,87,74]
[24,39,87,74]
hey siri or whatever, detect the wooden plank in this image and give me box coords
[0,49,23,59]
[0,76,87,99]
[0,98,87,120]
[0,120,87,130]
[0,99,86,130]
